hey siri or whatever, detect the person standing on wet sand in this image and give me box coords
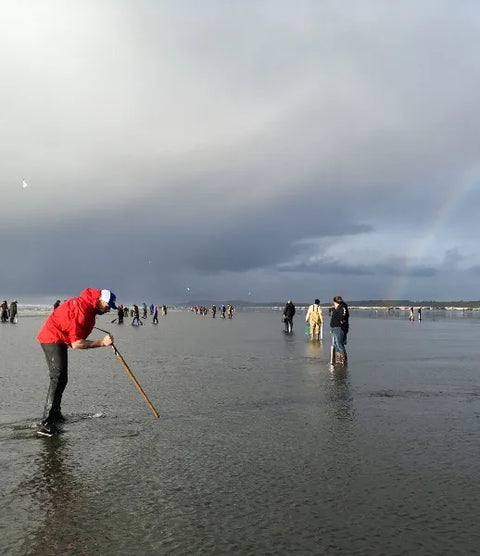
[132,304,141,326]
[9,300,18,323]
[1,300,9,322]
[330,296,349,365]
[283,300,296,333]
[117,305,124,324]
[36,288,117,437]
[306,299,323,340]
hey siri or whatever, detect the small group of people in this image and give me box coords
[190,304,235,318]
[114,303,167,326]
[409,307,422,322]
[151,304,167,324]
[283,296,350,365]
[1,299,18,323]
[191,305,211,315]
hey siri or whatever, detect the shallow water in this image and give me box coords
[1,310,479,555]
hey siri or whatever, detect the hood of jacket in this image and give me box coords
[77,288,102,309]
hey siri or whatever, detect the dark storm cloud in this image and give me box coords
[0,186,374,301]
[278,257,438,278]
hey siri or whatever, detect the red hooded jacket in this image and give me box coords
[37,288,101,345]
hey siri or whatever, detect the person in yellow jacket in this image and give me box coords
[305,299,323,341]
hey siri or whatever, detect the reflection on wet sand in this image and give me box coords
[21,437,88,556]
[328,366,355,422]
[304,338,325,360]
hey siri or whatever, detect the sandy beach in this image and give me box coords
[1,309,479,555]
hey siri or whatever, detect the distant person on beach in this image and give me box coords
[36,288,117,437]
[409,307,415,322]
[117,305,124,324]
[53,299,61,310]
[153,305,159,324]
[9,300,18,323]
[1,300,9,322]
[132,304,141,326]
[330,296,349,365]
[306,299,323,341]
[283,300,296,333]
[212,305,217,318]
[418,307,422,322]
[221,304,226,318]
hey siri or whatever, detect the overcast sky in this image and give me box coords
[1,0,480,304]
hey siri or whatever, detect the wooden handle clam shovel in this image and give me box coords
[94,327,159,418]
[111,344,160,418]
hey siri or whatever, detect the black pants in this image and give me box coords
[41,343,68,424]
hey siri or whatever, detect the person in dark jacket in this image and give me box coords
[9,300,18,323]
[117,305,124,324]
[1,300,9,322]
[282,300,296,333]
[132,304,141,326]
[36,288,117,437]
[330,296,349,365]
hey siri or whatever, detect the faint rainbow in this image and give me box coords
[386,179,475,301]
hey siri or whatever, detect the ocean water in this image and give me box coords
[1,309,479,555]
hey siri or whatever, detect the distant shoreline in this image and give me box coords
[10,301,480,317]
[183,299,480,310]
[244,305,480,312]
[348,305,479,311]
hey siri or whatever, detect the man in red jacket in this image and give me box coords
[37,288,117,437]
